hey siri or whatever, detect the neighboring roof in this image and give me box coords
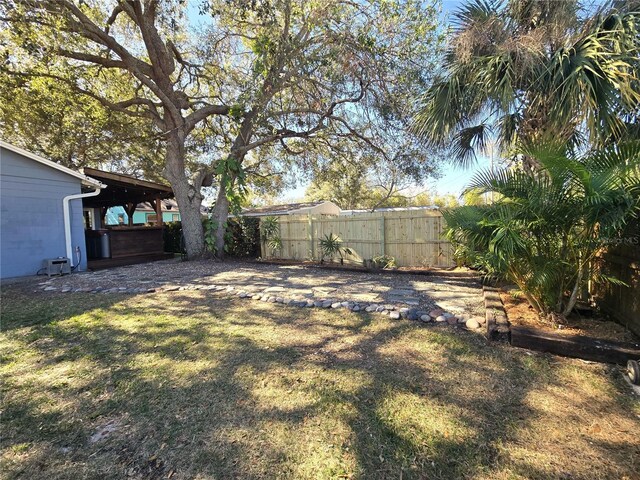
[241,201,339,217]
[81,167,174,208]
[0,140,104,188]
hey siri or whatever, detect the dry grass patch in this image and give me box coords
[1,286,639,479]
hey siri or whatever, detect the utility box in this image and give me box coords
[43,258,71,277]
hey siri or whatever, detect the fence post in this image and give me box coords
[308,214,314,260]
[379,215,385,257]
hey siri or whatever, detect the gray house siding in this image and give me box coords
[0,146,87,278]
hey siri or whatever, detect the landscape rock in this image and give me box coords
[407,309,419,321]
[435,315,447,323]
[465,318,481,329]
[389,311,401,320]
[420,315,432,322]
[430,309,444,318]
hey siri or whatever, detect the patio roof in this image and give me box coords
[81,168,173,208]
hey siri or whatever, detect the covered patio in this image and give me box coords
[81,168,175,270]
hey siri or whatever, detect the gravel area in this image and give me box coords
[19,259,485,321]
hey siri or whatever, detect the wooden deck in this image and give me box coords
[87,253,175,271]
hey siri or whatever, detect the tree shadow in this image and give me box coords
[1,290,638,479]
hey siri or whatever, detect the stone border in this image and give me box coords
[35,280,487,333]
[230,287,486,332]
[483,286,510,341]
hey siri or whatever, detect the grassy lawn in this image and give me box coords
[1,286,639,480]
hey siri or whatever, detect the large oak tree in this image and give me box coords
[0,0,442,257]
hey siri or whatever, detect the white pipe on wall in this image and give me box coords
[63,185,105,269]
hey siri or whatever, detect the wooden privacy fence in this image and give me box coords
[260,210,454,267]
[590,219,640,337]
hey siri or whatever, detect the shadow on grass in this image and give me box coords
[1,287,638,480]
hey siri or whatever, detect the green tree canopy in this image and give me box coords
[414,0,640,168]
[1,0,444,257]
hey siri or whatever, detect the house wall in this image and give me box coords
[133,211,181,224]
[105,206,180,225]
[0,147,87,278]
[303,202,341,216]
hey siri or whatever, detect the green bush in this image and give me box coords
[225,217,261,257]
[372,255,396,269]
[319,233,353,265]
[162,217,260,257]
[163,221,183,253]
[260,216,282,258]
[443,142,640,320]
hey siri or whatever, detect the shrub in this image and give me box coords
[260,216,282,258]
[319,233,353,265]
[163,217,261,258]
[372,255,396,269]
[225,217,261,257]
[443,142,640,320]
[163,221,183,253]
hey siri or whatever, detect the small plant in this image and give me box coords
[319,233,352,265]
[260,216,282,258]
[260,216,279,240]
[267,236,282,257]
[372,255,396,269]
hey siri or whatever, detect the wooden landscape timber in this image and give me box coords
[510,326,640,365]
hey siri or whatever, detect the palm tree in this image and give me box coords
[414,0,640,168]
[443,141,640,320]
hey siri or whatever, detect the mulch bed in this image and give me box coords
[500,287,639,344]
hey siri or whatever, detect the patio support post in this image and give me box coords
[101,207,108,226]
[125,203,136,226]
[155,196,163,227]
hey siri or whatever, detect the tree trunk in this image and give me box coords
[562,262,585,317]
[211,182,230,258]
[164,135,206,259]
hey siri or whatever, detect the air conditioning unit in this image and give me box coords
[43,258,71,277]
